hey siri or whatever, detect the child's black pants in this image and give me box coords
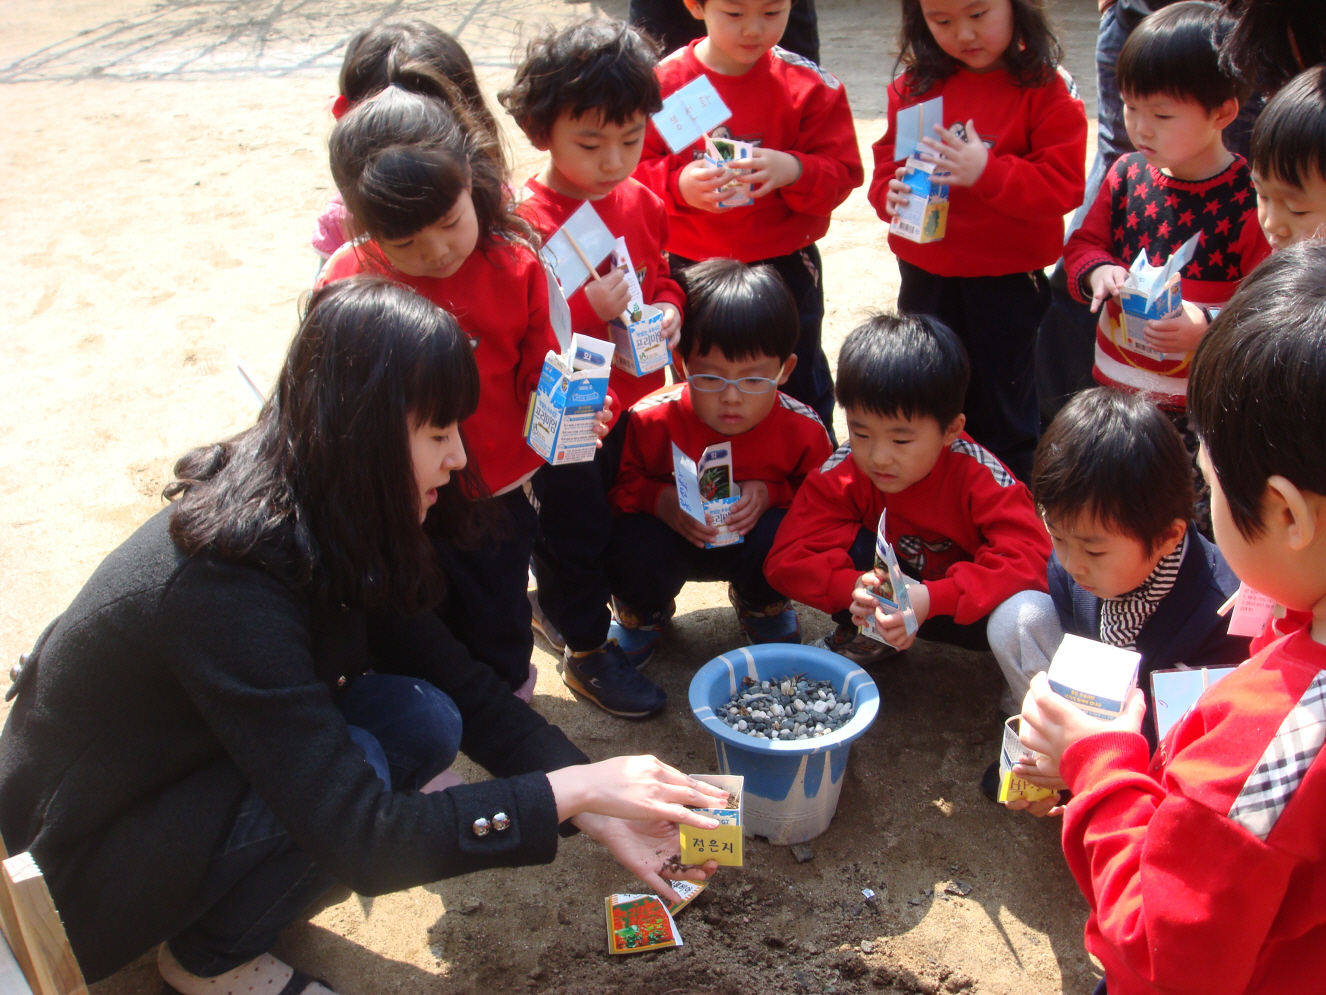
[607,508,788,615]
[896,260,1049,484]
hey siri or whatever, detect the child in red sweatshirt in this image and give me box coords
[605,260,833,692]
[633,0,862,433]
[766,313,1050,665]
[870,0,1086,481]
[1018,241,1326,995]
[498,18,682,717]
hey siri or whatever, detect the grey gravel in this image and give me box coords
[717,676,854,740]
[790,843,815,864]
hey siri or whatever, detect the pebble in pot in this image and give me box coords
[716,677,854,740]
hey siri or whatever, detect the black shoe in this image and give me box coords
[561,641,667,718]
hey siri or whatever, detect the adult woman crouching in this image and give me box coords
[0,276,723,994]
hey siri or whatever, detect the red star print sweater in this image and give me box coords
[1064,152,1269,408]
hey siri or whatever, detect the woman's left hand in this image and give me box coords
[572,813,718,904]
[918,119,988,187]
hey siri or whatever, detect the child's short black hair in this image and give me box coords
[499,18,662,146]
[1117,1,1250,112]
[1250,65,1326,190]
[676,259,799,364]
[1033,388,1194,554]
[834,313,969,427]
[1190,241,1326,539]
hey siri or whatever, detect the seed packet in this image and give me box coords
[996,715,1058,804]
[1150,665,1237,741]
[679,773,743,867]
[605,894,683,954]
[860,509,918,642]
[665,879,707,916]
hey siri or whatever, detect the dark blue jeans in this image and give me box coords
[165,674,462,976]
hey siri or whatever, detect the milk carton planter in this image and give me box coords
[610,304,671,376]
[889,157,949,244]
[689,644,880,845]
[525,334,613,465]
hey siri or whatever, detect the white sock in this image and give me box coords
[159,945,335,995]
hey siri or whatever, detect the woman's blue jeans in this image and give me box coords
[165,674,462,977]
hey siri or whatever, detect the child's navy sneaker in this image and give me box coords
[813,622,899,666]
[609,597,675,670]
[561,641,666,718]
[727,584,801,645]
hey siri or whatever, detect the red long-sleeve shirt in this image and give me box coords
[608,383,833,518]
[765,438,1050,624]
[317,240,557,495]
[1062,152,1269,408]
[1060,629,1326,995]
[868,66,1087,278]
[517,176,686,411]
[634,42,863,262]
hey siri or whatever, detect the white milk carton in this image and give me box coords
[525,334,614,465]
[1047,634,1142,721]
[607,238,671,377]
[704,135,755,208]
[860,508,918,643]
[889,156,949,244]
[673,442,742,548]
[1117,232,1201,359]
[996,715,1059,804]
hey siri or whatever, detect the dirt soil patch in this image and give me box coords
[2,1,1104,992]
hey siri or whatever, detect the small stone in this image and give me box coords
[456,899,482,915]
[943,881,972,897]
[737,720,748,731]
[793,698,806,712]
[790,843,815,863]
[860,940,874,954]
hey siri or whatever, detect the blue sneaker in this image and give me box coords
[609,598,674,670]
[561,641,666,718]
[728,584,801,645]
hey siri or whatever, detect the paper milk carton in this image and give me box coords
[860,509,919,643]
[704,135,755,208]
[673,442,743,548]
[889,157,949,244]
[607,238,671,377]
[1117,232,1201,359]
[997,715,1059,805]
[679,773,743,867]
[1046,633,1142,721]
[525,334,614,465]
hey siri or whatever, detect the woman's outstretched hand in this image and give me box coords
[571,813,719,904]
[547,755,729,828]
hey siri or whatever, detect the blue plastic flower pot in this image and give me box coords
[689,644,880,845]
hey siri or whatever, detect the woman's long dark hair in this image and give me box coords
[1219,0,1325,96]
[329,70,532,248]
[894,0,1063,96]
[338,20,511,183]
[165,277,484,612]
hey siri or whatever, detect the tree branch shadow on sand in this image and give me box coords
[1,0,627,84]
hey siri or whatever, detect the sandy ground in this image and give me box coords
[1,1,1103,992]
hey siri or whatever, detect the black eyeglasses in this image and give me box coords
[687,373,779,395]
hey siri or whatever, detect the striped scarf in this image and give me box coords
[1099,533,1188,649]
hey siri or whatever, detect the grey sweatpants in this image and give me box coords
[986,590,1064,716]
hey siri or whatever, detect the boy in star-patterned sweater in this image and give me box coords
[1063,3,1269,412]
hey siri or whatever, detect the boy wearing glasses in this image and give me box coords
[766,313,1050,665]
[599,259,833,678]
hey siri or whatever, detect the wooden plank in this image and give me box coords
[0,841,36,995]
[0,855,85,995]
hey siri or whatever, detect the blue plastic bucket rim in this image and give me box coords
[689,644,880,757]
